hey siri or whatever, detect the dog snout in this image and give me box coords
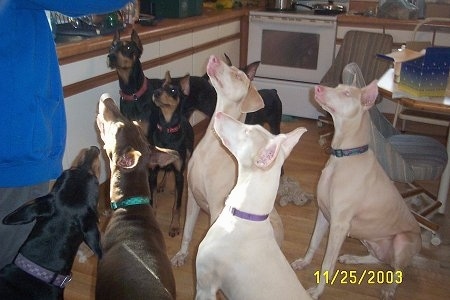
[206,55,221,77]
[153,89,162,99]
[107,53,117,68]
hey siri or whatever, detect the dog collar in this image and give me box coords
[227,205,269,222]
[157,123,181,134]
[120,77,148,101]
[111,196,150,210]
[14,253,72,288]
[330,144,369,158]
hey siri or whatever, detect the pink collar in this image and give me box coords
[157,123,181,134]
[119,78,148,101]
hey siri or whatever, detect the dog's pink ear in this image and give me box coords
[240,84,264,113]
[255,141,280,169]
[117,150,141,169]
[361,80,379,110]
[281,127,307,158]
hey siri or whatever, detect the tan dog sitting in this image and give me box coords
[291,81,421,299]
[196,112,310,300]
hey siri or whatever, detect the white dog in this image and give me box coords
[291,81,421,299]
[195,112,310,300]
[171,55,285,266]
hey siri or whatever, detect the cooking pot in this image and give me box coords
[266,0,295,11]
[296,1,346,15]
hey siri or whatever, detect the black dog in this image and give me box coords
[96,94,177,300]
[0,146,102,300]
[171,73,217,120]
[225,55,283,136]
[152,71,194,237]
[108,29,162,140]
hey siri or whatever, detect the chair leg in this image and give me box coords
[400,182,442,245]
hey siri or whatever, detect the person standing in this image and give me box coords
[0,0,131,269]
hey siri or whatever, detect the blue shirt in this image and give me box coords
[0,0,130,187]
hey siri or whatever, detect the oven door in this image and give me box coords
[248,12,337,84]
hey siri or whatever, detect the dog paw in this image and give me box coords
[171,252,188,267]
[169,227,180,237]
[291,258,310,270]
[307,286,322,300]
[380,284,396,300]
[338,254,357,264]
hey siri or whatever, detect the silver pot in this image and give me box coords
[296,2,346,15]
[266,0,295,11]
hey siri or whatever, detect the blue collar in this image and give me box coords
[331,144,369,158]
[111,196,150,210]
[227,205,269,222]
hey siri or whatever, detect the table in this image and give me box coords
[378,68,450,214]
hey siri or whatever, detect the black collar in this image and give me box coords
[330,145,369,157]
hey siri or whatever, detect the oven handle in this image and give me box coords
[250,16,336,28]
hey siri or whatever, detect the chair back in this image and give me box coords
[321,30,393,87]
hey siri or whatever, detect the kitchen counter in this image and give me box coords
[56,7,249,65]
[338,14,450,30]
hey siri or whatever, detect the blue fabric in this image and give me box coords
[0,0,129,187]
[388,134,448,181]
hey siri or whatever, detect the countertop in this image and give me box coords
[56,7,450,65]
[56,7,249,65]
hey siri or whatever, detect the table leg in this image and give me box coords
[393,101,402,128]
[438,128,450,214]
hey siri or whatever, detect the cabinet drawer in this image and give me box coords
[160,32,193,55]
[218,20,240,37]
[193,26,219,46]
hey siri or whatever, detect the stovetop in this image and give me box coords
[267,0,349,14]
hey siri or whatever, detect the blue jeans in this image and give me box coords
[0,182,49,269]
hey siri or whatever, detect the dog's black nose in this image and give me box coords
[153,89,161,98]
[107,54,117,67]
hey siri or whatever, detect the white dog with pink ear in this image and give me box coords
[195,112,311,300]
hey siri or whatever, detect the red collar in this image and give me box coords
[119,78,148,101]
[157,123,181,134]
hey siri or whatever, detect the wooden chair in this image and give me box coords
[318,30,393,146]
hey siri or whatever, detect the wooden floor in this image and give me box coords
[65,116,450,300]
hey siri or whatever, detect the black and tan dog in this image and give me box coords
[152,71,194,237]
[108,29,162,140]
[0,146,102,300]
[96,93,177,300]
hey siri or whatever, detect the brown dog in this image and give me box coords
[291,81,421,299]
[171,55,285,267]
[95,94,177,300]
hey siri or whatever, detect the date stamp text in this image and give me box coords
[314,270,403,285]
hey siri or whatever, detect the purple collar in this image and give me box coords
[331,144,369,158]
[228,205,269,222]
[14,253,72,288]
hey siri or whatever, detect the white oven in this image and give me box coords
[248,10,338,119]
